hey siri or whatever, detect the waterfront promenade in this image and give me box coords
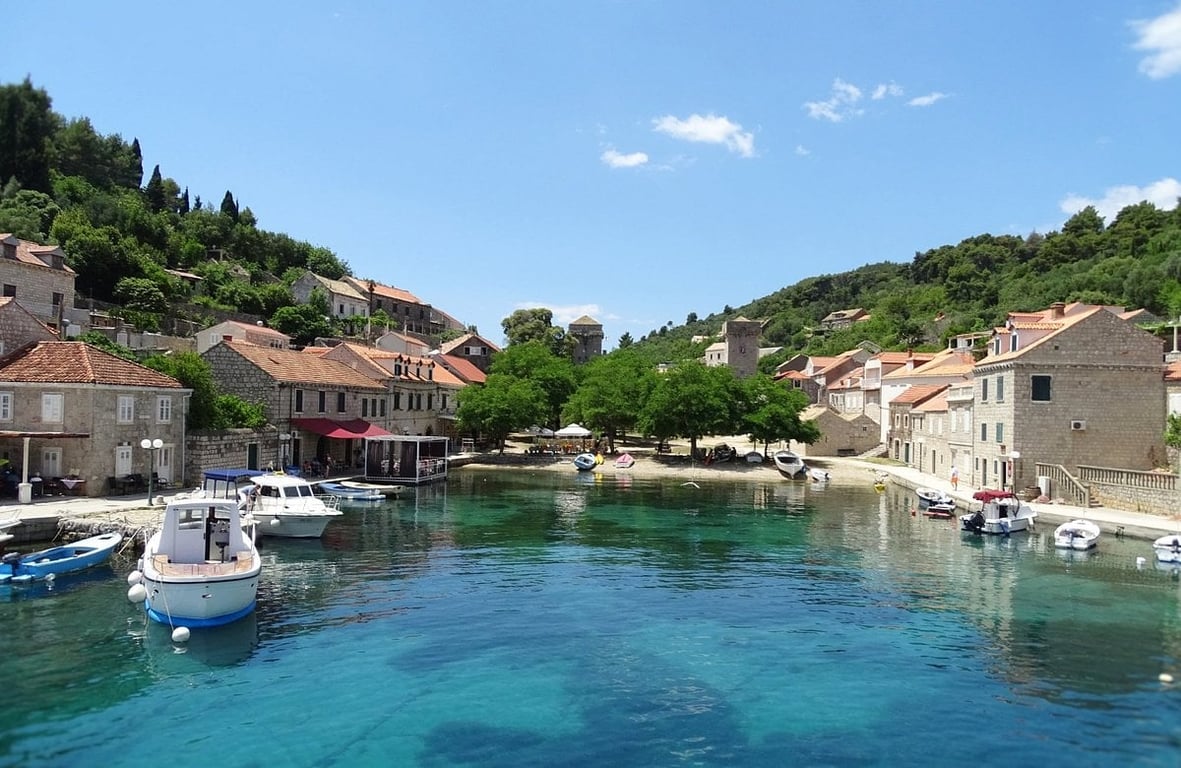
[0,451,1177,545]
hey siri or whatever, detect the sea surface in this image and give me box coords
[1,471,1180,767]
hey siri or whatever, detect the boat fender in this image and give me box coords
[127,570,142,586]
[1136,556,1147,569]
[171,627,190,643]
[127,583,147,603]
[270,518,281,526]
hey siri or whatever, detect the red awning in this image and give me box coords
[335,419,393,438]
[291,418,393,439]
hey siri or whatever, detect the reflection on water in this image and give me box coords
[2,473,1181,766]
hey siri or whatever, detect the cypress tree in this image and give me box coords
[179,186,190,214]
[220,190,239,222]
[145,164,165,212]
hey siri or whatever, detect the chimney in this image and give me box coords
[1050,302,1066,319]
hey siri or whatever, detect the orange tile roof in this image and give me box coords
[432,364,465,387]
[435,354,486,384]
[892,384,949,405]
[914,392,949,412]
[983,306,1106,365]
[221,340,385,390]
[217,320,291,340]
[0,341,182,387]
[1,234,75,273]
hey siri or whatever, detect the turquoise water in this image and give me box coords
[1,473,1180,767]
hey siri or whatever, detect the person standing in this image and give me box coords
[950,466,959,491]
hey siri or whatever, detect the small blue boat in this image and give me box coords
[0,531,123,584]
[573,453,598,471]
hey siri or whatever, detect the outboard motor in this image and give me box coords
[965,511,985,534]
[3,550,21,575]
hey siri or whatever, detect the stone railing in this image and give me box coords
[1034,463,1090,507]
[1077,465,1178,491]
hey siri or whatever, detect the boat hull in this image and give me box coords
[248,512,335,538]
[1053,520,1100,550]
[0,531,122,583]
[1154,534,1181,564]
[772,451,806,479]
[573,454,597,471]
[142,571,259,627]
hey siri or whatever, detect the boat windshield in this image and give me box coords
[293,484,315,498]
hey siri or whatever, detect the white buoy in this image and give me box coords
[270,517,281,526]
[127,583,147,603]
[1160,672,1174,684]
[171,626,190,643]
[44,573,55,582]
[127,570,142,586]
[1136,556,1147,569]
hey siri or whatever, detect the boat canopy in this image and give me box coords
[972,489,1016,502]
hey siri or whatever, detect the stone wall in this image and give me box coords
[185,428,281,487]
[1089,483,1180,518]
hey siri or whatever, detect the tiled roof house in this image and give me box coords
[0,341,188,496]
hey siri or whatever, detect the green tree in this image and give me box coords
[220,190,239,222]
[0,187,59,241]
[501,307,569,355]
[562,349,654,452]
[113,276,168,312]
[143,351,219,429]
[637,360,739,457]
[456,373,546,451]
[740,375,819,453]
[489,340,576,428]
[210,394,267,429]
[144,164,166,213]
[0,77,55,193]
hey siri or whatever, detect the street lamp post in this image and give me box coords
[140,438,163,505]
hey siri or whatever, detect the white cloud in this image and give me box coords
[514,302,606,327]
[600,148,649,168]
[1059,177,1181,222]
[872,82,903,100]
[652,113,755,157]
[1131,4,1181,79]
[795,144,810,156]
[803,78,864,122]
[907,92,948,107]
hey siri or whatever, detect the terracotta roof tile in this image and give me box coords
[1,234,75,274]
[892,384,949,405]
[0,341,182,387]
[222,340,385,390]
[435,353,486,384]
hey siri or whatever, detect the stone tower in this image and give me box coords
[569,315,604,364]
[723,316,761,378]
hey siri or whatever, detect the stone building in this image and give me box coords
[569,315,604,364]
[0,234,86,333]
[196,319,291,354]
[972,302,1165,491]
[201,340,388,470]
[795,405,879,457]
[721,316,761,378]
[0,297,58,356]
[0,341,188,497]
[439,332,500,373]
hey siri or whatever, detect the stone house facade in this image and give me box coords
[439,332,500,373]
[796,405,879,457]
[291,272,369,322]
[972,302,1165,491]
[0,234,86,333]
[886,384,948,469]
[196,320,291,354]
[0,297,58,356]
[945,382,974,480]
[0,341,188,497]
[878,349,973,443]
[201,340,388,470]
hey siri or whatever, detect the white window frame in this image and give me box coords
[42,393,63,424]
[156,395,173,424]
[0,391,11,422]
[117,395,135,424]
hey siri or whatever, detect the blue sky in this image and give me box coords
[5,2,1181,349]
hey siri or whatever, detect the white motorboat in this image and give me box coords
[129,498,260,627]
[338,480,405,497]
[923,501,957,519]
[773,450,806,479]
[239,473,343,538]
[1054,519,1101,550]
[1153,534,1181,564]
[808,467,830,482]
[960,490,1037,535]
[316,481,384,504]
[915,487,953,507]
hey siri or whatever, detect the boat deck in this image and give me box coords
[150,553,256,576]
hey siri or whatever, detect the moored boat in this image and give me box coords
[915,487,953,507]
[128,498,260,628]
[960,490,1037,535]
[239,473,343,538]
[924,501,957,519]
[0,530,122,584]
[773,450,806,479]
[316,481,384,503]
[614,453,635,469]
[573,453,597,471]
[338,480,405,497]
[1054,519,1101,550]
[1153,534,1181,564]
